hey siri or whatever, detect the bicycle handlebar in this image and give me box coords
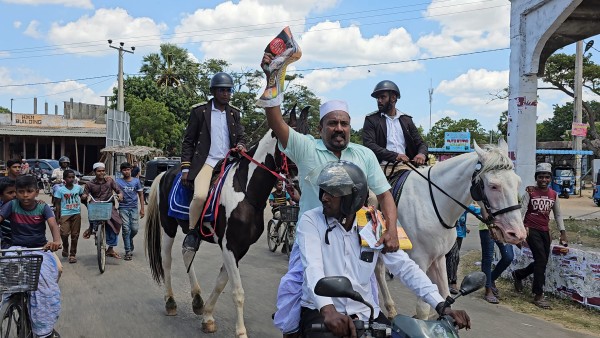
[89,194,116,203]
[0,247,46,254]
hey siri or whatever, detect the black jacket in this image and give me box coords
[181,99,246,180]
[362,111,428,163]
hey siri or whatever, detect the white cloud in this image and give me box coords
[0,67,41,96]
[48,8,167,56]
[436,68,509,116]
[174,1,298,68]
[13,21,22,29]
[297,67,375,93]
[24,20,42,39]
[417,0,510,56]
[2,0,93,9]
[299,22,422,73]
[43,80,104,105]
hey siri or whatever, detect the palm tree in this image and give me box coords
[140,44,200,95]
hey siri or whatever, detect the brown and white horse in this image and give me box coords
[145,107,308,337]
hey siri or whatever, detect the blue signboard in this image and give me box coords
[444,132,471,151]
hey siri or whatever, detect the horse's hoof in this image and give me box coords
[165,297,177,316]
[202,320,217,333]
[192,294,204,315]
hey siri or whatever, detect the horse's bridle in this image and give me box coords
[404,161,520,229]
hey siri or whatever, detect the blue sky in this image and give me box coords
[1,0,598,134]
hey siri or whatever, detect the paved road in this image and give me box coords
[40,194,597,337]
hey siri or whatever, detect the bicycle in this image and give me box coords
[40,175,51,196]
[266,205,299,258]
[0,247,44,338]
[87,195,115,274]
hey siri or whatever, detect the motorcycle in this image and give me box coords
[40,174,52,195]
[309,272,486,338]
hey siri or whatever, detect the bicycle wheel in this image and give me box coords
[267,219,279,252]
[97,222,106,273]
[0,294,31,338]
[285,223,296,258]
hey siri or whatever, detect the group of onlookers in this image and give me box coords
[0,156,145,338]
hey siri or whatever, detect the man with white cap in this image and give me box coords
[82,162,124,259]
[260,50,399,336]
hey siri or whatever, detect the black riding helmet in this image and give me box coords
[371,80,401,99]
[58,156,70,165]
[317,161,368,223]
[210,72,234,89]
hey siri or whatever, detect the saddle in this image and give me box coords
[167,158,237,222]
[389,169,411,205]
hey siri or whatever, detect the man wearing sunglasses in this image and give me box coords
[180,72,247,232]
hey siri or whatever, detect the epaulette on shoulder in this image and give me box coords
[191,102,207,109]
[228,104,241,112]
[399,112,413,119]
[367,110,379,116]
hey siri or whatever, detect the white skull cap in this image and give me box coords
[535,163,552,174]
[93,162,106,171]
[319,100,349,120]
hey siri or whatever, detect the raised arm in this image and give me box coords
[265,106,290,149]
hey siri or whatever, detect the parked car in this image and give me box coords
[25,159,82,178]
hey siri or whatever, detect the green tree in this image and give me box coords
[542,53,600,155]
[127,97,183,155]
[140,43,201,95]
[497,110,508,137]
[0,106,9,114]
[426,116,488,147]
[282,84,321,137]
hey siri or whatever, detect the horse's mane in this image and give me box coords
[473,145,513,182]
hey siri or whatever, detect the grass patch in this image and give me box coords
[459,250,600,336]
[552,219,600,250]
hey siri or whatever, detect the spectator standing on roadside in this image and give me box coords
[53,169,87,264]
[116,162,145,261]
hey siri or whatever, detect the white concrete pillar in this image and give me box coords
[508,0,582,190]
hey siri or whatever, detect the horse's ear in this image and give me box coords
[288,103,298,127]
[300,106,310,122]
[473,140,487,161]
[497,138,509,156]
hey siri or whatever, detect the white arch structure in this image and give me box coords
[508,0,600,188]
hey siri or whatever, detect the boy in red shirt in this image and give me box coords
[513,163,568,309]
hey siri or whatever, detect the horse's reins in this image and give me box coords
[197,148,295,238]
[402,161,520,229]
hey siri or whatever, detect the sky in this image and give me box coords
[1,0,599,135]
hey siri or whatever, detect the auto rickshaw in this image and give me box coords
[551,165,575,199]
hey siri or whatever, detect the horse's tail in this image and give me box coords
[145,172,166,284]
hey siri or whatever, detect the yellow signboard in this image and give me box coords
[14,114,43,126]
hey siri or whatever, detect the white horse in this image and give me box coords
[376,139,527,319]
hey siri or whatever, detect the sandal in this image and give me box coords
[484,294,499,304]
[449,286,459,295]
[106,249,122,259]
[82,228,92,240]
[68,256,77,264]
[512,271,523,293]
[124,252,132,261]
[490,285,500,297]
[533,299,552,309]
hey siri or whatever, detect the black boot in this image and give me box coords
[182,230,201,252]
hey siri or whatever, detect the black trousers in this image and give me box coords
[513,228,551,296]
[300,307,391,338]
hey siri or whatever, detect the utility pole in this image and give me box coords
[10,98,13,125]
[573,40,583,195]
[108,40,135,112]
[428,79,434,132]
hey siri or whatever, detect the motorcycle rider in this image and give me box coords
[51,156,77,195]
[298,161,470,337]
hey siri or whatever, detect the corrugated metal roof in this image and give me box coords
[0,126,105,138]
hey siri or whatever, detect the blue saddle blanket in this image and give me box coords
[167,164,233,222]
